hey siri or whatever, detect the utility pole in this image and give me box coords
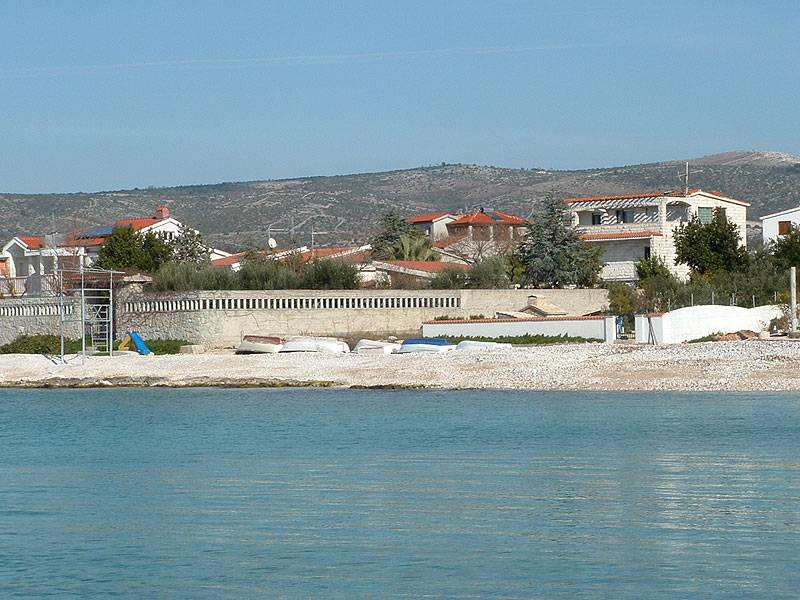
[685,161,689,195]
[791,266,798,335]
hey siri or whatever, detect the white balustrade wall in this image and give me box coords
[117,288,609,348]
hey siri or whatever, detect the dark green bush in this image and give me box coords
[430,268,468,289]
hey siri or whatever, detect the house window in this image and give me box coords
[591,213,602,225]
[616,210,633,224]
[644,247,651,259]
[697,207,714,224]
[779,221,792,235]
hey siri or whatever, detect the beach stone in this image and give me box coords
[179,345,205,354]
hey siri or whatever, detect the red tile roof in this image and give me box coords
[211,252,246,267]
[17,236,44,249]
[406,212,454,223]
[62,237,106,247]
[566,191,675,203]
[381,260,470,272]
[564,188,753,205]
[580,231,662,241]
[448,209,527,226]
[116,217,159,231]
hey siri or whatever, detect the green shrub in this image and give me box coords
[150,257,359,291]
[0,334,190,355]
[302,259,360,289]
[150,262,236,291]
[468,257,510,289]
[126,338,190,355]
[430,268,468,289]
[0,335,72,354]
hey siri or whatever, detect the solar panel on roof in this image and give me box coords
[80,225,114,238]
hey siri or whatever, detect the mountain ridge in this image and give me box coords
[2,150,799,250]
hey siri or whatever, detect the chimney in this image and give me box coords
[155,204,169,220]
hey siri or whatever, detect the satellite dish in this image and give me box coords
[267,237,277,249]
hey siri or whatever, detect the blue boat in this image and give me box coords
[397,337,456,354]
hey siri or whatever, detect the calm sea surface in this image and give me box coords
[0,388,799,598]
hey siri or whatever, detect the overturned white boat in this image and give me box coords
[353,339,402,355]
[455,340,513,352]
[396,338,456,354]
[237,335,284,354]
[279,337,350,353]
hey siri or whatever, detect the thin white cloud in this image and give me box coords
[0,44,610,78]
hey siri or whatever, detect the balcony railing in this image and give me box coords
[0,274,60,298]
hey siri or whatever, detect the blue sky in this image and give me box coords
[1,0,798,192]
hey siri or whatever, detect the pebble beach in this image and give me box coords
[2,340,800,391]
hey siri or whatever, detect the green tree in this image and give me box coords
[429,267,468,289]
[673,209,749,275]
[371,210,422,259]
[770,226,800,270]
[302,258,360,289]
[171,224,210,265]
[384,234,435,261]
[96,227,172,272]
[517,193,603,288]
[468,257,510,288]
[95,227,147,271]
[605,281,638,330]
[635,256,672,282]
[140,232,173,272]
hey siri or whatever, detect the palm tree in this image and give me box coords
[385,234,436,261]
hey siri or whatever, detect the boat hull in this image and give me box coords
[237,336,284,354]
[280,337,350,353]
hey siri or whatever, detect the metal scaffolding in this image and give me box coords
[58,266,121,362]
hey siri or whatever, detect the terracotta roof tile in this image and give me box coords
[116,217,159,231]
[211,252,246,267]
[61,237,106,247]
[448,209,527,226]
[381,260,470,272]
[406,212,454,223]
[17,236,44,249]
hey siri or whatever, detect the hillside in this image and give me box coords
[2,150,799,250]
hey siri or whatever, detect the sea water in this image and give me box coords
[0,388,798,598]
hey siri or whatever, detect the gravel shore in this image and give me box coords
[2,340,800,391]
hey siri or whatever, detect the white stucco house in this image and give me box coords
[760,206,800,245]
[405,212,458,240]
[565,188,750,281]
[1,204,230,295]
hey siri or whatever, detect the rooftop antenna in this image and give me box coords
[685,161,690,195]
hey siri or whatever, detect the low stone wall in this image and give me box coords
[422,316,617,343]
[635,305,782,344]
[116,288,609,348]
[0,297,82,345]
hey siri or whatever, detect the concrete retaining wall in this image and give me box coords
[635,305,782,344]
[0,297,82,345]
[116,287,609,348]
[422,316,617,343]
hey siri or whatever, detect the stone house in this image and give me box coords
[565,188,749,281]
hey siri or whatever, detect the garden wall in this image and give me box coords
[422,315,616,343]
[115,287,609,348]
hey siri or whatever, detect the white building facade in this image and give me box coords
[565,189,749,282]
[760,206,800,245]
